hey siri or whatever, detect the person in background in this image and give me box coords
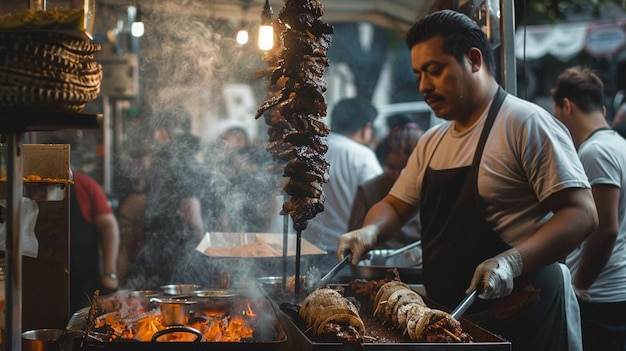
[306,97,383,269]
[41,135,120,313]
[348,121,424,254]
[219,126,250,153]
[115,143,150,286]
[127,132,206,289]
[337,10,597,351]
[69,168,120,312]
[552,66,626,351]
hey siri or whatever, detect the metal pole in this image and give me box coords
[102,95,112,194]
[500,0,517,96]
[5,132,24,351]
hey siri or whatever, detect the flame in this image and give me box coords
[94,303,256,342]
[244,303,256,317]
[134,316,164,342]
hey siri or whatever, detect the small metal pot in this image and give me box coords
[22,329,64,351]
[150,297,198,326]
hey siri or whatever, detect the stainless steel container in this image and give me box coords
[22,329,63,351]
[150,297,198,326]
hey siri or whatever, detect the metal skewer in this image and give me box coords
[294,228,303,304]
[281,208,288,291]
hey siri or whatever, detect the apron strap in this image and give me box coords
[470,87,507,171]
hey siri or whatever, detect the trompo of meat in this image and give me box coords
[254,0,333,231]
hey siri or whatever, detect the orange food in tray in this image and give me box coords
[0,174,73,184]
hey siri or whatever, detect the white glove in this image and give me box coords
[337,225,380,265]
[469,248,523,299]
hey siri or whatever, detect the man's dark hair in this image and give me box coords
[386,113,416,129]
[551,66,604,114]
[330,97,378,135]
[405,9,496,77]
[375,123,423,164]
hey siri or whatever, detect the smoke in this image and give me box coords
[116,3,289,290]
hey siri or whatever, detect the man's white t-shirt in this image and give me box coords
[390,94,590,247]
[566,129,626,302]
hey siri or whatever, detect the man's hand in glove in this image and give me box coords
[468,248,523,299]
[337,225,380,265]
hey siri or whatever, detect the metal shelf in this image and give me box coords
[1,110,102,351]
[0,109,102,132]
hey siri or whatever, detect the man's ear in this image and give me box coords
[467,47,483,73]
[562,97,573,114]
[360,122,373,144]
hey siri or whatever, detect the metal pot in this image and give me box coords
[150,297,198,326]
[22,329,64,351]
[160,284,203,296]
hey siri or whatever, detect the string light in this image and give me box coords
[258,0,273,51]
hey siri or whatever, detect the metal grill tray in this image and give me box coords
[273,286,511,351]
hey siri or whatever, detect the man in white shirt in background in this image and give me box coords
[552,65,626,351]
[306,97,383,269]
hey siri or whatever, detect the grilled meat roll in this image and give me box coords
[372,281,473,343]
[299,287,365,344]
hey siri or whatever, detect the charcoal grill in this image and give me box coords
[67,291,287,351]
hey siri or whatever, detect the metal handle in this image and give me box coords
[450,287,478,320]
[387,240,421,258]
[317,253,351,288]
[151,326,203,342]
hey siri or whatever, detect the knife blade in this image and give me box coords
[450,287,478,320]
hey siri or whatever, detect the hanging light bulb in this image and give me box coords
[130,5,144,38]
[236,25,249,45]
[258,0,273,51]
[236,0,250,45]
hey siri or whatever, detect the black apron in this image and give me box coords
[419,88,568,350]
[69,185,101,313]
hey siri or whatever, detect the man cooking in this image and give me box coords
[337,10,597,351]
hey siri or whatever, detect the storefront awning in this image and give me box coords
[515,20,626,62]
[515,22,589,62]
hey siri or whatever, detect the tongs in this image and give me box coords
[370,240,421,265]
[306,253,352,293]
[450,287,478,320]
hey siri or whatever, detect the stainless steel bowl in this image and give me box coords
[192,289,236,299]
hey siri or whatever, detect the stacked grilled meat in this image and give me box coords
[350,271,473,343]
[374,281,472,342]
[0,30,102,112]
[255,0,334,231]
